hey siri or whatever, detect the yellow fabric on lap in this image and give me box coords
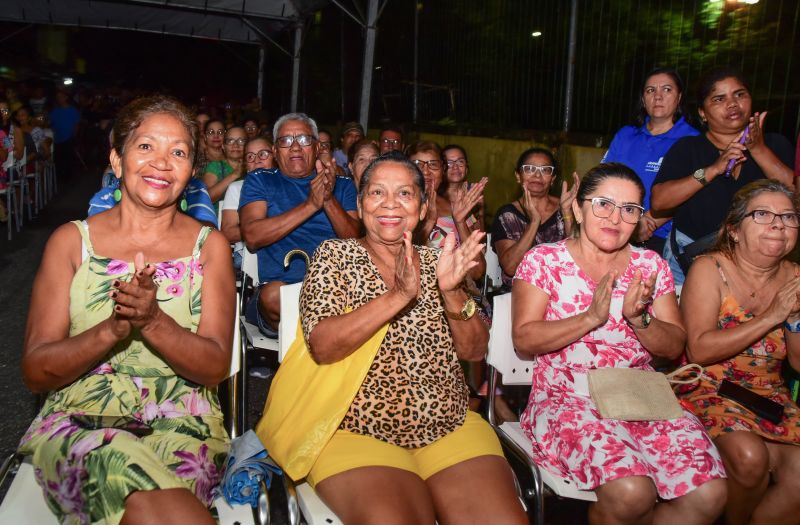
[256,319,389,481]
[307,411,504,487]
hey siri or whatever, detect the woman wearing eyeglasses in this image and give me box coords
[602,67,699,255]
[442,145,485,232]
[203,126,247,204]
[202,119,225,163]
[407,141,486,280]
[513,163,727,525]
[679,180,800,524]
[651,67,795,286]
[491,147,579,293]
[222,137,273,270]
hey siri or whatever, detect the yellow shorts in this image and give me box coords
[307,411,504,487]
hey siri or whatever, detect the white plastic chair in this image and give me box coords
[0,296,258,525]
[483,233,503,296]
[486,293,596,525]
[0,152,20,240]
[9,147,28,226]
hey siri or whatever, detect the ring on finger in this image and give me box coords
[638,298,651,306]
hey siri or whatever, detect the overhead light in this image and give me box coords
[531,31,542,37]
[63,77,73,86]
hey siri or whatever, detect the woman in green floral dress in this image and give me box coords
[18,96,235,525]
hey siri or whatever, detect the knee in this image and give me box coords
[686,478,727,519]
[721,436,770,486]
[258,283,282,318]
[596,477,657,521]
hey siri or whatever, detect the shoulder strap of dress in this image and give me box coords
[71,220,95,259]
[192,226,212,257]
[710,256,730,289]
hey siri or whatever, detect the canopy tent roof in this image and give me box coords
[0,0,330,45]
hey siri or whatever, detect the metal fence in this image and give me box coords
[302,0,800,141]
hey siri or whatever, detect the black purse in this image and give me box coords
[670,228,718,275]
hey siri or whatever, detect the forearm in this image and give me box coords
[207,174,238,202]
[630,318,686,359]
[241,202,316,250]
[687,314,779,365]
[442,289,488,361]
[23,320,121,393]
[308,291,409,364]
[498,226,539,276]
[751,147,794,188]
[651,178,703,212]
[140,309,230,386]
[513,312,599,357]
[785,329,800,371]
[220,219,241,243]
[324,199,360,238]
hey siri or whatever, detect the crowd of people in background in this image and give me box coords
[6,63,800,525]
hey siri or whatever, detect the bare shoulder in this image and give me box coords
[47,222,83,268]
[682,254,723,300]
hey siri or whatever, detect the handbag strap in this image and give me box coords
[665,363,705,385]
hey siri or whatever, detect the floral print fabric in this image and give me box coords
[514,241,725,498]
[18,221,228,525]
[680,293,800,442]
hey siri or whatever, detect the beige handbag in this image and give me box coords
[588,364,703,421]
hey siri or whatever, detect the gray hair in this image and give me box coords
[272,112,319,141]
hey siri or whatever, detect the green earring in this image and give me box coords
[113,188,122,202]
[179,196,188,212]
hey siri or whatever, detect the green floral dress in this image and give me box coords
[18,221,229,525]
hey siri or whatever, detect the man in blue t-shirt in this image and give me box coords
[239,112,359,336]
[49,90,81,182]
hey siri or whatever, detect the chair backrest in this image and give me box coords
[487,292,533,385]
[241,248,260,287]
[229,293,242,378]
[278,282,303,362]
[484,233,503,292]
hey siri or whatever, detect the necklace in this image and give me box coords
[734,263,780,299]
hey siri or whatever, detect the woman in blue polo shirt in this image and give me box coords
[602,67,699,255]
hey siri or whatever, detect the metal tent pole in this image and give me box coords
[358,0,380,131]
[257,42,266,110]
[413,0,419,124]
[563,0,578,132]
[291,22,303,112]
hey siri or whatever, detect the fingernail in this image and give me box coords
[111,292,117,299]
[112,280,120,287]
[115,305,121,311]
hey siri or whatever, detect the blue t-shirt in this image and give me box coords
[49,106,81,144]
[602,116,699,239]
[87,178,218,227]
[238,168,358,284]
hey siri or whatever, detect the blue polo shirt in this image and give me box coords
[238,168,357,284]
[602,116,699,239]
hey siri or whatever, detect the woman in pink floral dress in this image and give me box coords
[512,163,726,524]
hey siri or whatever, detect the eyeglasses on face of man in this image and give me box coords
[276,134,316,148]
[412,159,442,171]
[580,197,644,224]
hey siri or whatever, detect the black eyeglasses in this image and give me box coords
[225,138,247,146]
[245,149,272,162]
[318,141,332,152]
[381,138,400,146]
[744,209,800,228]
[580,197,644,224]
[276,134,316,148]
[412,159,442,171]
[205,129,224,136]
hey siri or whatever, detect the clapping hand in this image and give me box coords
[451,177,487,224]
[765,276,800,326]
[745,111,767,153]
[559,172,580,214]
[110,252,162,330]
[315,157,337,202]
[437,230,485,293]
[622,269,657,323]
[392,231,420,304]
[586,270,617,328]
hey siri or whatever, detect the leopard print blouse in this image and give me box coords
[300,238,469,448]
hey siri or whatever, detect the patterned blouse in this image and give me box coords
[300,238,469,448]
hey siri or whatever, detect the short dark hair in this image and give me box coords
[380,124,404,136]
[697,67,751,108]
[577,162,645,204]
[515,147,557,173]
[635,67,687,126]
[113,95,198,166]
[358,151,426,204]
[348,138,380,164]
[713,179,797,258]
[404,140,442,160]
[442,144,468,161]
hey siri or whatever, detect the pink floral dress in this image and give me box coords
[18,221,229,525]
[514,241,725,499]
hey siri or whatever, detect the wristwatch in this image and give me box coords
[692,168,708,186]
[444,297,477,321]
[640,310,652,329]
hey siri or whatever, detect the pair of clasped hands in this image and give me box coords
[587,269,657,329]
[107,252,162,340]
[308,154,339,210]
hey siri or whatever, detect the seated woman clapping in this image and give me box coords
[679,179,800,525]
[512,163,726,525]
[261,152,526,524]
[18,96,235,525]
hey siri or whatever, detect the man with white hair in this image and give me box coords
[240,112,359,336]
